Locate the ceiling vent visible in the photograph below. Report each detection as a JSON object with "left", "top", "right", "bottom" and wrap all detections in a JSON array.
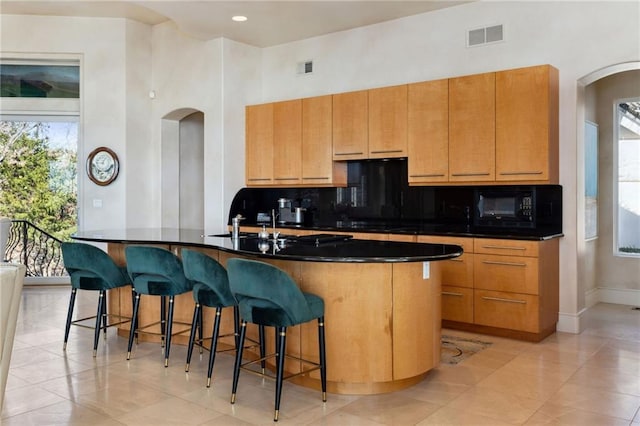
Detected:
[
  {"left": 467, "top": 24, "right": 504, "bottom": 47},
  {"left": 297, "top": 60, "right": 313, "bottom": 75}
]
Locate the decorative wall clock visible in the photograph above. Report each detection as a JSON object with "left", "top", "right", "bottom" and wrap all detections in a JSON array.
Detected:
[{"left": 87, "top": 147, "right": 119, "bottom": 186}]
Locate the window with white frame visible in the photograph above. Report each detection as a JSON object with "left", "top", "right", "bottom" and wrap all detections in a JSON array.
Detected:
[
  {"left": 615, "top": 99, "right": 640, "bottom": 256},
  {"left": 0, "top": 58, "right": 80, "bottom": 240}
]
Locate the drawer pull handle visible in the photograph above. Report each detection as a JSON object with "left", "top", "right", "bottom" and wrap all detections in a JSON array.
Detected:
[
  {"left": 302, "top": 177, "right": 330, "bottom": 180},
  {"left": 499, "top": 171, "right": 543, "bottom": 176},
  {"left": 370, "top": 149, "right": 403, "bottom": 154},
  {"left": 448, "top": 258, "right": 464, "bottom": 262},
  {"left": 482, "top": 260, "right": 527, "bottom": 267},
  {"left": 334, "top": 152, "right": 364, "bottom": 156},
  {"left": 481, "top": 245, "right": 526, "bottom": 251},
  {"left": 410, "top": 173, "right": 446, "bottom": 178},
  {"left": 482, "top": 296, "right": 526, "bottom": 304},
  {"left": 442, "top": 291, "right": 464, "bottom": 297},
  {"left": 274, "top": 178, "right": 300, "bottom": 181},
  {"left": 248, "top": 178, "right": 271, "bottom": 181},
  {"left": 451, "top": 172, "right": 491, "bottom": 177}
]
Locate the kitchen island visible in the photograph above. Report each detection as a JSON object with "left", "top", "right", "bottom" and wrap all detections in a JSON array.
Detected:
[{"left": 72, "top": 228, "right": 462, "bottom": 395}]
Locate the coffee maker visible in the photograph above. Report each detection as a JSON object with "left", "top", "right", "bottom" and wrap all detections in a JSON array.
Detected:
[{"left": 277, "top": 198, "right": 304, "bottom": 224}]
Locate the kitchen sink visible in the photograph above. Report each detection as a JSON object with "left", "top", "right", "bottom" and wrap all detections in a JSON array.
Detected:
[{"left": 208, "top": 232, "right": 253, "bottom": 238}]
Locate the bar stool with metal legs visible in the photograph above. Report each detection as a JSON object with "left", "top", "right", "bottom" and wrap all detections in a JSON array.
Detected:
[
  {"left": 181, "top": 248, "right": 240, "bottom": 386},
  {"left": 61, "top": 242, "right": 133, "bottom": 356},
  {"left": 226, "top": 258, "right": 327, "bottom": 422},
  {"left": 125, "top": 246, "right": 193, "bottom": 367}
]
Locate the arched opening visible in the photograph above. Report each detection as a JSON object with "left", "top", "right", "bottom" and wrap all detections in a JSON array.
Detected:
[
  {"left": 577, "top": 62, "right": 640, "bottom": 313},
  {"left": 161, "top": 108, "right": 205, "bottom": 230}
]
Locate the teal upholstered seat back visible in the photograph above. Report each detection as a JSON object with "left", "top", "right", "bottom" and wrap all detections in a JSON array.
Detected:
[
  {"left": 125, "top": 246, "right": 192, "bottom": 296},
  {"left": 62, "top": 242, "right": 129, "bottom": 290},
  {"left": 181, "top": 249, "right": 235, "bottom": 308},
  {"left": 226, "top": 258, "right": 323, "bottom": 327}
]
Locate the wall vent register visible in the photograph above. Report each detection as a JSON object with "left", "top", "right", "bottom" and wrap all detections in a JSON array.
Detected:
[{"left": 467, "top": 24, "right": 504, "bottom": 47}]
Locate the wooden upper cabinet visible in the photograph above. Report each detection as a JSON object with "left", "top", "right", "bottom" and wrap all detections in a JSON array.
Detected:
[
  {"left": 302, "top": 95, "right": 346, "bottom": 186},
  {"left": 407, "top": 79, "right": 449, "bottom": 184},
  {"left": 332, "top": 90, "right": 368, "bottom": 160},
  {"left": 245, "top": 103, "right": 274, "bottom": 185},
  {"left": 496, "top": 65, "right": 559, "bottom": 183},
  {"left": 273, "top": 99, "right": 302, "bottom": 184},
  {"left": 369, "top": 85, "right": 408, "bottom": 159},
  {"left": 449, "top": 72, "right": 495, "bottom": 182}
]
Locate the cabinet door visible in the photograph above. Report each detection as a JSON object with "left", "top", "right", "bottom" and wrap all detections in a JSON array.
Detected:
[
  {"left": 246, "top": 103, "right": 274, "bottom": 186},
  {"left": 474, "top": 289, "right": 539, "bottom": 333},
  {"left": 332, "top": 90, "right": 368, "bottom": 160},
  {"left": 369, "top": 85, "right": 407, "bottom": 159},
  {"left": 273, "top": 99, "right": 302, "bottom": 185},
  {"left": 407, "top": 79, "right": 449, "bottom": 184},
  {"left": 496, "top": 65, "right": 559, "bottom": 183},
  {"left": 474, "top": 254, "right": 539, "bottom": 295},
  {"left": 473, "top": 238, "right": 538, "bottom": 257},
  {"left": 442, "top": 286, "right": 474, "bottom": 323},
  {"left": 449, "top": 72, "right": 495, "bottom": 182},
  {"left": 302, "top": 95, "right": 346, "bottom": 186}
]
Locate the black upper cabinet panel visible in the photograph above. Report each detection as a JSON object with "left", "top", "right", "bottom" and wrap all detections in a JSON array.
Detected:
[{"left": 228, "top": 159, "right": 562, "bottom": 236}]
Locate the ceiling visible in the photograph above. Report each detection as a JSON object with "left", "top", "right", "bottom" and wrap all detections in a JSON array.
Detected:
[{"left": 0, "top": 1, "right": 471, "bottom": 47}]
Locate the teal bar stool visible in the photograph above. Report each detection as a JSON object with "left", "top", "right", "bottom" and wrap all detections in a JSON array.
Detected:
[
  {"left": 61, "top": 242, "right": 133, "bottom": 356},
  {"left": 125, "top": 246, "right": 193, "bottom": 367},
  {"left": 226, "top": 258, "right": 327, "bottom": 422},
  {"left": 181, "top": 249, "right": 240, "bottom": 386}
]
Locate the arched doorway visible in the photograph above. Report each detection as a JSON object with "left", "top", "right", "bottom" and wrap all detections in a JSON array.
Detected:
[
  {"left": 161, "top": 108, "right": 204, "bottom": 230},
  {"left": 577, "top": 62, "right": 640, "bottom": 311}
]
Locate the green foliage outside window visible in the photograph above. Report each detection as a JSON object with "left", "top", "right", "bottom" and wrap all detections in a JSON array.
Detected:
[{"left": 0, "top": 121, "right": 77, "bottom": 241}]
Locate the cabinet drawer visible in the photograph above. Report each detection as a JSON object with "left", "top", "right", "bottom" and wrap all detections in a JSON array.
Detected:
[
  {"left": 474, "top": 289, "right": 539, "bottom": 333},
  {"left": 474, "top": 254, "right": 538, "bottom": 294},
  {"left": 473, "top": 238, "right": 538, "bottom": 257},
  {"left": 417, "top": 235, "right": 474, "bottom": 254},
  {"left": 441, "top": 253, "right": 473, "bottom": 288},
  {"left": 442, "top": 286, "right": 473, "bottom": 323},
  {"left": 389, "top": 234, "right": 417, "bottom": 242}
]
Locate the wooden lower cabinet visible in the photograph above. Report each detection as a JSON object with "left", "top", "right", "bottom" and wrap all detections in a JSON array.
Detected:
[
  {"left": 474, "top": 253, "right": 538, "bottom": 294},
  {"left": 418, "top": 235, "right": 559, "bottom": 342},
  {"left": 474, "top": 289, "right": 539, "bottom": 333},
  {"left": 441, "top": 285, "right": 473, "bottom": 323},
  {"left": 106, "top": 239, "right": 443, "bottom": 395}
]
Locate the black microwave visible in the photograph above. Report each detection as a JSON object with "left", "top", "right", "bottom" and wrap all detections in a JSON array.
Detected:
[
  {"left": 473, "top": 185, "right": 563, "bottom": 230},
  {"left": 474, "top": 188, "right": 535, "bottom": 228}
]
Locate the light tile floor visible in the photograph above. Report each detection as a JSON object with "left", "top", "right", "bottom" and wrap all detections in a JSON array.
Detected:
[{"left": 2, "top": 286, "right": 640, "bottom": 425}]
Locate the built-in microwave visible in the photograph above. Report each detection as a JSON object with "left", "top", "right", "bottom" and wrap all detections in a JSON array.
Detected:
[
  {"left": 473, "top": 185, "right": 562, "bottom": 232},
  {"left": 474, "top": 188, "right": 535, "bottom": 228}
]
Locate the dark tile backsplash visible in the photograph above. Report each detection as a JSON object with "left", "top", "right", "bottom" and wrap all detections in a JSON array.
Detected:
[{"left": 228, "top": 158, "right": 562, "bottom": 234}]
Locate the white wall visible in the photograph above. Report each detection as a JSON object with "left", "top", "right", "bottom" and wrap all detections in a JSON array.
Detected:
[
  {"left": 254, "top": 1, "right": 640, "bottom": 332},
  {"left": 125, "top": 20, "right": 154, "bottom": 229},
  {"left": 0, "top": 14, "right": 152, "bottom": 232},
  {"left": 149, "top": 24, "right": 261, "bottom": 232}
]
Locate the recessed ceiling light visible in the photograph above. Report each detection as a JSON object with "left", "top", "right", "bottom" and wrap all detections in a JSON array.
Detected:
[{"left": 232, "top": 15, "right": 247, "bottom": 22}]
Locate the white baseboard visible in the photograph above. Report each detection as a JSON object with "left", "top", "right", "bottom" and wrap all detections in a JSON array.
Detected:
[
  {"left": 558, "top": 287, "right": 640, "bottom": 335},
  {"left": 587, "top": 286, "right": 640, "bottom": 308},
  {"left": 24, "top": 277, "right": 70, "bottom": 286},
  {"left": 557, "top": 310, "right": 584, "bottom": 334}
]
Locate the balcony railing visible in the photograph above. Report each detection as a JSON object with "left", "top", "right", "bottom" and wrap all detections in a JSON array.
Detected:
[{"left": 3, "top": 219, "right": 67, "bottom": 278}]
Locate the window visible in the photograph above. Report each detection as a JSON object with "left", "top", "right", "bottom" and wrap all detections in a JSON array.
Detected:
[
  {"left": 0, "top": 59, "right": 80, "bottom": 240},
  {"left": 615, "top": 99, "right": 640, "bottom": 256},
  {"left": 0, "top": 64, "right": 79, "bottom": 98}
]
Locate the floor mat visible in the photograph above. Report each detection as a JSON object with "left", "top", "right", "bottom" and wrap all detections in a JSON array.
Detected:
[{"left": 441, "top": 335, "right": 492, "bottom": 365}]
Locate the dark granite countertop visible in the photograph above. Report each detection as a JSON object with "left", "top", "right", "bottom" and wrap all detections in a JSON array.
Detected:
[
  {"left": 72, "top": 228, "right": 463, "bottom": 263},
  {"left": 246, "top": 222, "right": 563, "bottom": 241}
]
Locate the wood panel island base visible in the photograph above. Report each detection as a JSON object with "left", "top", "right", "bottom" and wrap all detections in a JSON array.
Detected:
[{"left": 78, "top": 231, "right": 461, "bottom": 396}]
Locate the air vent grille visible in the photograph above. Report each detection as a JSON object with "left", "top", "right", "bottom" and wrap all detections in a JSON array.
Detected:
[
  {"left": 297, "top": 60, "right": 313, "bottom": 75},
  {"left": 467, "top": 24, "right": 504, "bottom": 47}
]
